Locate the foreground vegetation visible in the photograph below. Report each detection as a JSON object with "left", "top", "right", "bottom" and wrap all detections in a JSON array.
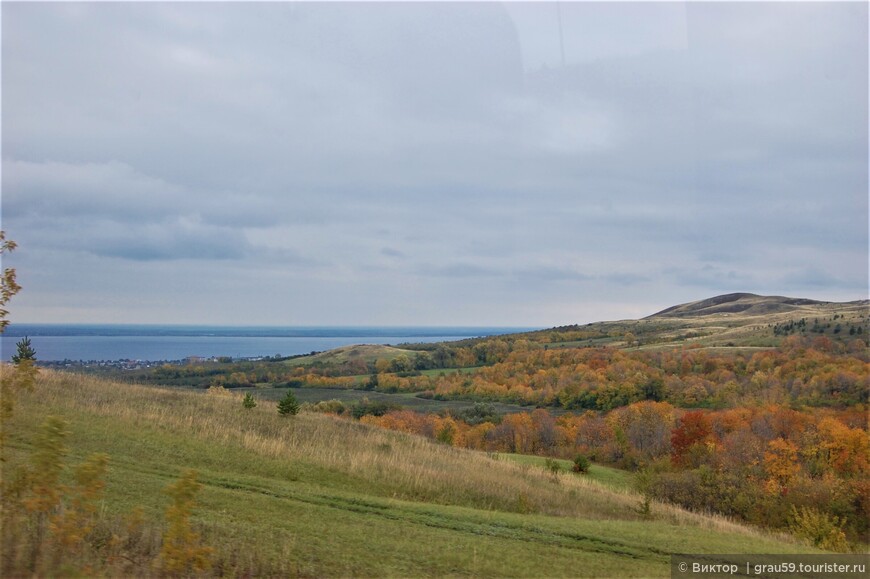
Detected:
[{"left": 0, "top": 368, "right": 821, "bottom": 577}]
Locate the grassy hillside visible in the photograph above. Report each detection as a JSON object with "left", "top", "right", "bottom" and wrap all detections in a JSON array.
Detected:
[
  {"left": 498, "top": 454, "right": 635, "bottom": 491},
  {"left": 237, "top": 385, "right": 531, "bottom": 416},
  {"left": 1, "top": 368, "right": 820, "bottom": 577},
  {"left": 581, "top": 294, "right": 868, "bottom": 350},
  {"left": 284, "top": 344, "right": 418, "bottom": 367}
]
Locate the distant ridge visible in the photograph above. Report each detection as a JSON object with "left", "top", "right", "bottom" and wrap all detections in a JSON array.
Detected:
[{"left": 646, "top": 292, "right": 862, "bottom": 319}]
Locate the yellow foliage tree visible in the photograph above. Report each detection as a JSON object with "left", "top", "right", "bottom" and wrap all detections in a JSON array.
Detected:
[
  {"left": 49, "top": 453, "right": 110, "bottom": 551},
  {"left": 0, "top": 232, "right": 37, "bottom": 460},
  {"left": 816, "top": 417, "right": 870, "bottom": 477},
  {"left": 157, "top": 470, "right": 213, "bottom": 575},
  {"left": 789, "top": 505, "right": 848, "bottom": 552},
  {"left": 0, "top": 231, "right": 20, "bottom": 333},
  {"left": 764, "top": 437, "right": 800, "bottom": 495},
  {"left": 20, "top": 416, "right": 70, "bottom": 571}
]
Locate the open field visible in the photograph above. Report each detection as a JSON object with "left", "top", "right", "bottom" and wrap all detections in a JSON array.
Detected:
[
  {"left": 235, "top": 385, "right": 533, "bottom": 414},
  {"left": 497, "top": 454, "right": 635, "bottom": 491},
  {"left": 1, "top": 368, "right": 821, "bottom": 576},
  {"left": 283, "top": 344, "right": 419, "bottom": 367}
]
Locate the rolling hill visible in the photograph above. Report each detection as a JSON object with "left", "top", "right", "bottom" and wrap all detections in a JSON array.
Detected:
[
  {"left": 526, "top": 293, "right": 869, "bottom": 351},
  {"left": 283, "top": 343, "right": 418, "bottom": 367},
  {"left": 1, "top": 368, "right": 820, "bottom": 576},
  {"left": 647, "top": 292, "right": 861, "bottom": 319}
]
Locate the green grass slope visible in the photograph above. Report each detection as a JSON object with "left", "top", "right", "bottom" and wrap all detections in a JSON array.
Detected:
[
  {"left": 498, "top": 454, "right": 635, "bottom": 491},
  {"left": 284, "top": 344, "right": 418, "bottom": 367},
  {"left": 3, "top": 369, "right": 820, "bottom": 577}
]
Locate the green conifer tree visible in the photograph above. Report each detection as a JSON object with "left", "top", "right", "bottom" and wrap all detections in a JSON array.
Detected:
[
  {"left": 242, "top": 393, "right": 257, "bottom": 409},
  {"left": 277, "top": 390, "right": 299, "bottom": 416},
  {"left": 11, "top": 337, "right": 36, "bottom": 364}
]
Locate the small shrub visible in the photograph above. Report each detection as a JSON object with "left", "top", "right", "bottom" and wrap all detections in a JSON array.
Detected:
[
  {"left": 572, "top": 454, "right": 591, "bottom": 474},
  {"left": 242, "top": 393, "right": 257, "bottom": 409},
  {"left": 206, "top": 385, "right": 232, "bottom": 397},
  {"left": 457, "top": 403, "right": 501, "bottom": 425},
  {"left": 107, "top": 506, "right": 158, "bottom": 571},
  {"left": 1, "top": 343, "right": 38, "bottom": 454},
  {"left": 350, "top": 398, "right": 398, "bottom": 419},
  {"left": 158, "top": 470, "right": 213, "bottom": 575},
  {"left": 20, "top": 416, "right": 70, "bottom": 570},
  {"left": 308, "top": 399, "right": 346, "bottom": 414},
  {"left": 544, "top": 458, "right": 562, "bottom": 475},
  {"left": 277, "top": 390, "right": 299, "bottom": 416},
  {"left": 788, "top": 505, "right": 849, "bottom": 552},
  {"left": 634, "top": 468, "right": 654, "bottom": 518},
  {"left": 515, "top": 492, "right": 532, "bottom": 514},
  {"left": 436, "top": 423, "right": 455, "bottom": 445},
  {"left": 50, "top": 452, "right": 110, "bottom": 551},
  {"left": 24, "top": 416, "right": 70, "bottom": 515}
]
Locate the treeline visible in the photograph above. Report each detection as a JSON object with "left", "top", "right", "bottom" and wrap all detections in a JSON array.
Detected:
[
  {"left": 288, "top": 337, "right": 869, "bottom": 409},
  {"left": 355, "top": 401, "right": 869, "bottom": 548},
  {"left": 773, "top": 316, "right": 866, "bottom": 337}
]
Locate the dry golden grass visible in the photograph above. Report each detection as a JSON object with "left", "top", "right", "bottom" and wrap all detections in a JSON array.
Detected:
[
  {"left": 15, "top": 368, "right": 791, "bottom": 540},
  {"left": 639, "top": 297, "right": 869, "bottom": 349},
  {"left": 18, "top": 369, "right": 622, "bottom": 519}
]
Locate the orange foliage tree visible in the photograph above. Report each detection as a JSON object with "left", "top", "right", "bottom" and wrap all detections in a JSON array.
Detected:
[{"left": 670, "top": 410, "right": 712, "bottom": 467}]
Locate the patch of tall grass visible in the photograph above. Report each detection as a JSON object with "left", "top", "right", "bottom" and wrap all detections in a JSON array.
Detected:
[{"left": 14, "top": 370, "right": 647, "bottom": 519}]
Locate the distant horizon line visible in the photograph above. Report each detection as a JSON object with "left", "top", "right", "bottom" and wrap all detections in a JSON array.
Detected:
[
  {"left": 5, "top": 322, "right": 544, "bottom": 329},
  {"left": 7, "top": 292, "right": 867, "bottom": 331}
]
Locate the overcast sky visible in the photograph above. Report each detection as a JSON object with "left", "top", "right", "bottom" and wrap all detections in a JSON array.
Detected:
[{"left": 2, "top": 1, "right": 867, "bottom": 327}]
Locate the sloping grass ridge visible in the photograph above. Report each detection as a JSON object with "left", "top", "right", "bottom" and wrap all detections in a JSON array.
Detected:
[{"left": 2, "top": 369, "right": 818, "bottom": 576}]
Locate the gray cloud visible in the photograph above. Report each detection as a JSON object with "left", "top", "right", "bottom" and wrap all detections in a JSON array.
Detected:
[
  {"left": 380, "top": 247, "right": 406, "bottom": 259},
  {"left": 2, "top": 2, "right": 866, "bottom": 325},
  {"left": 603, "top": 273, "right": 651, "bottom": 286},
  {"left": 422, "top": 263, "right": 502, "bottom": 279},
  {"left": 85, "top": 218, "right": 251, "bottom": 262},
  {"left": 778, "top": 267, "right": 865, "bottom": 291},
  {"left": 666, "top": 265, "right": 758, "bottom": 292},
  {"left": 4, "top": 160, "right": 189, "bottom": 222}
]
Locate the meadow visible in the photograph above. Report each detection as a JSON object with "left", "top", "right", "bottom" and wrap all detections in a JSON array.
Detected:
[
  {"left": 0, "top": 367, "right": 821, "bottom": 577},
  {"left": 233, "top": 385, "right": 528, "bottom": 416}
]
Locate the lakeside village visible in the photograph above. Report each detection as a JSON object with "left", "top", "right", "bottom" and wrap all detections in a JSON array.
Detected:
[{"left": 38, "top": 354, "right": 294, "bottom": 372}]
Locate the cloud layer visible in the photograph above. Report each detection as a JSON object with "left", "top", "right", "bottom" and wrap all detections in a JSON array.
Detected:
[{"left": 2, "top": 2, "right": 867, "bottom": 325}]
